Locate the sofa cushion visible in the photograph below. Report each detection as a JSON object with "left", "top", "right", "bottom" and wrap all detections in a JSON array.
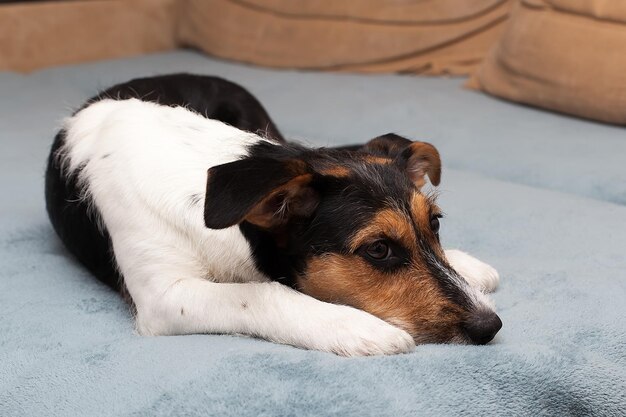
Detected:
[
  {"left": 0, "top": 0, "right": 512, "bottom": 75},
  {"left": 178, "top": 0, "right": 512, "bottom": 75},
  {"left": 0, "top": 0, "right": 177, "bottom": 72},
  {"left": 466, "top": 0, "right": 626, "bottom": 124}
]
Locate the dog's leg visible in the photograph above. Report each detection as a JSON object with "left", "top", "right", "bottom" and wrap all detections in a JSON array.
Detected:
[
  {"left": 444, "top": 249, "right": 500, "bottom": 293},
  {"left": 132, "top": 276, "right": 415, "bottom": 357}
]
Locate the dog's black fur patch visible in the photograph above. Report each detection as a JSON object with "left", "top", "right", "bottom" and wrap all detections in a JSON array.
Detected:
[{"left": 46, "top": 131, "right": 121, "bottom": 287}]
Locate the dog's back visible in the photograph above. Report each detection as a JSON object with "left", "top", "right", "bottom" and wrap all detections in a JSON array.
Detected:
[{"left": 89, "top": 74, "right": 283, "bottom": 142}]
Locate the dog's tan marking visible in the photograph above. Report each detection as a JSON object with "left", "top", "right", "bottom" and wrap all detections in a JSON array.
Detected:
[
  {"left": 319, "top": 165, "right": 351, "bottom": 177},
  {"left": 362, "top": 155, "right": 392, "bottom": 165},
  {"left": 299, "top": 254, "right": 464, "bottom": 342},
  {"left": 410, "top": 193, "right": 432, "bottom": 229},
  {"left": 410, "top": 193, "right": 444, "bottom": 255},
  {"left": 349, "top": 209, "right": 416, "bottom": 252}
]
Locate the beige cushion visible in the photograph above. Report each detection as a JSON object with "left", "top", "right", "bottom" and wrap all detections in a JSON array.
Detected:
[
  {"left": 178, "top": 0, "right": 513, "bottom": 75},
  {"left": 467, "top": 0, "right": 626, "bottom": 124},
  {"left": 0, "top": 0, "right": 177, "bottom": 72},
  {"left": 0, "top": 0, "right": 513, "bottom": 75}
]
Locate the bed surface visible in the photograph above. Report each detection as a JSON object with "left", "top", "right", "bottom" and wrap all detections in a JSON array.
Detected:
[{"left": 1, "top": 51, "right": 625, "bottom": 416}]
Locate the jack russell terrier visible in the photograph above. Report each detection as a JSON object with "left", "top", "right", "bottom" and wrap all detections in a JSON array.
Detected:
[{"left": 46, "top": 74, "right": 501, "bottom": 356}]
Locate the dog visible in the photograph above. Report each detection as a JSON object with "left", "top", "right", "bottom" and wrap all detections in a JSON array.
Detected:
[{"left": 46, "top": 74, "right": 501, "bottom": 356}]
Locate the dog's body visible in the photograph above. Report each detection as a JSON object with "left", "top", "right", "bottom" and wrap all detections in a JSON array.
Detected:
[{"left": 46, "top": 74, "right": 500, "bottom": 356}]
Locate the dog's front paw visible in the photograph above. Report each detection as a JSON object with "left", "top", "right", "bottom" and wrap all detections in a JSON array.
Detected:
[
  {"left": 445, "top": 249, "right": 500, "bottom": 293},
  {"left": 316, "top": 306, "right": 415, "bottom": 357}
]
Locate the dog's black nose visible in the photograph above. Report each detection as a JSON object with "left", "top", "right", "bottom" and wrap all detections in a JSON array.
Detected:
[{"left": 463, "top": 312, "right": 502, "bottom": 345}]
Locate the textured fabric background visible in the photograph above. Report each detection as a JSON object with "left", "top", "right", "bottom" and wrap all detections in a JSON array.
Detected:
[{"left": 1, "top": 51, "right": 625, "bottom": 416}]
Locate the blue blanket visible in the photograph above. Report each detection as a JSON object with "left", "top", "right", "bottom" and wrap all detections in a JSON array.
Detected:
[{"left": 1, "top": 51, "right": 624, "bottom": 416}]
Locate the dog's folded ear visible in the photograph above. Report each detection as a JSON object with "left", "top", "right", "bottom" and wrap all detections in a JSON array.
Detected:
[
  {"left": 204, "top": 155, "right": 319, "bottom": 230},
  {"left": 395, "top": 141, "right": 441, "bottom": 188},
  {"left": 362, "top": 133, "right": 441, "bottom": 188}
]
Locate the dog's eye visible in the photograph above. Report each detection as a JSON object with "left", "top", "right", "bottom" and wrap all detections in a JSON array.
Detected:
[
  {"left": 359, "top": 239, "right": 407, "bottom": 270},
  {"left": 430, "top": 215, "right": 442, "bottom": 234},
  {"left": 365, "top": 240, "right": 392, "bottom": 260}
]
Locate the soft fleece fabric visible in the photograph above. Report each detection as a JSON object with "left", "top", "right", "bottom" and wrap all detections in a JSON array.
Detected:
[{"left": 1, "top": 51, "right": 624, "bottom": 416}]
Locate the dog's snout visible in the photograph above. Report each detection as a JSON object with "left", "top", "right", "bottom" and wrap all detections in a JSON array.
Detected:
[{"left": 463, "top": 311, "right": 502, "bottom": 345}]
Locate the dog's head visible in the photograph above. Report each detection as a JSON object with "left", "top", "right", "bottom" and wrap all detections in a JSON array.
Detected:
[{"left": 204, "top": 134, "right": 501, "bottom": 345}]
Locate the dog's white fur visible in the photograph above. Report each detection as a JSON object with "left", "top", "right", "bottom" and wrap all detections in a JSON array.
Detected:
[
  {"left": 444, "top": 250, "right": 500, "bottom": 293},
  {"left": 60, "top": 99, "right": 499, "bottom": 356}
]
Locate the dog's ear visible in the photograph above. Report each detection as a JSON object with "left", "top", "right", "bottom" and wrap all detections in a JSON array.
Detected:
[
  {"left": 394, "top": 141, "right": 441, "bottom": 188},
  {"left": 361, "top": 133, "right": 414, "bottom": 158},
  {"left": 204, "top": 156, "right": 319, "bottom": 229},
  {"left": 360, "top": 133, "right": 441, "bottom": 188}
]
